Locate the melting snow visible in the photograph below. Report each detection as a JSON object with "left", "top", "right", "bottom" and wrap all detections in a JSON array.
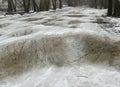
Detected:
[{"left": 0, "top": 7, "right": 120, "bottom": 87}]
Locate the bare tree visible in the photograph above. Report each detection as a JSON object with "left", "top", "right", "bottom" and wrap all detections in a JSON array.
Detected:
[
  {"left": 59, "top": 0, "right": 62, "bottom": 9},
  {"left": 23, "top": 0, "right": 30, "bottom": 12},
  {"left": 32, "top": 0, "right": 39, "bottom": 11},
  {"left": 107, "top": 0, "right": 113, "bottom": 16},
  {"left": 8, "top": 0, "right": 16, "bottom": 12},
  {"left": 52, "top": 0, "right": 63, "bottom": 10},
  {"left": 39, "top": 0, "right": 50, "bottom": 11},
  {"left": 113, "top": 0, "right": 120, "bottom": 17}
]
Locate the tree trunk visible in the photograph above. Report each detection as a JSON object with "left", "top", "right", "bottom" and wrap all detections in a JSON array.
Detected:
[
  {"left": 8, "top": 0, "right": 16, "bottom": 12},
  {"left": 32, "top": 0, "right": 39, "bottom": 12},
  {"left": 107, "top": 0, "right": 113, "bottom": 16},
  {"left": 52, "top": 0, "right": 57, "bottom": 10},
  {"left": 113, "top": 0, "right": 120, "bottom": 17},
  {"left": 59, "top": 0, "right": 62, "bottom": 9}
]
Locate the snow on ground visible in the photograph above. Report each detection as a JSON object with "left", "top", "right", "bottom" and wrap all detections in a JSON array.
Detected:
[{"left": 0, "top": 7, "right": 120, "bottom": 87}]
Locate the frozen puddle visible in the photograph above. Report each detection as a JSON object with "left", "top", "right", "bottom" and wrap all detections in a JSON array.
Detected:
[{"left": 0, "top": 7, "right": 120, "bottom": 87}]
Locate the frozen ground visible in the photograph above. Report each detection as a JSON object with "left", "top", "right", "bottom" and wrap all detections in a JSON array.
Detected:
[{"left": 0, "top": 7, "right": 120, "bottom": 87}]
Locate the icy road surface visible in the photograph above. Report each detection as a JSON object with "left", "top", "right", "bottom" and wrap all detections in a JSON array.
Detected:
[{"left": 0, "top": 7, "right": 120, "bottom": 87}]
